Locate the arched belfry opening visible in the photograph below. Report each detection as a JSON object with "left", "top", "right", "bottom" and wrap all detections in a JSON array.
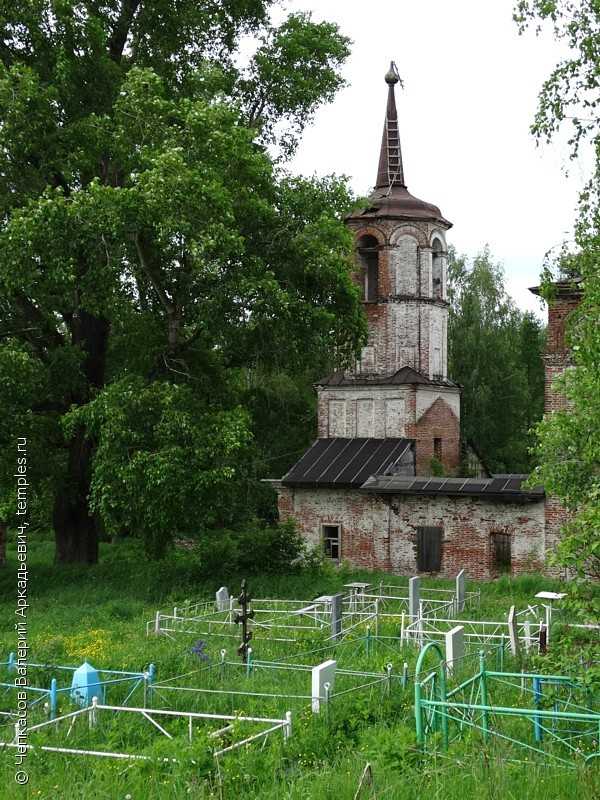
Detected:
[
  {"left": 357, "top": 235, "right": 379, "bottom": 302},
  {"left": 432, "top": 238, "right": 444, "bottom": 300}
]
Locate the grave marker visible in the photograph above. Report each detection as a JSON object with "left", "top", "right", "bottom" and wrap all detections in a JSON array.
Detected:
[
  {"left": 409, "top": 576, "right": 420, "bottom": 621},
  {"left": 330, "top": 593, "right": 343, "bottom": 640},
  {"left": 234, "top": 580, "right": 254, "bottom": 663},
  {"left": 445, "top": 625, "right": 464, "bottom": 673},
  {"left": 215, "top": 586, "right": 229, "bottom": 612},
  {"left": 311, "top": 659, "right": 336, "bottom": 713}
]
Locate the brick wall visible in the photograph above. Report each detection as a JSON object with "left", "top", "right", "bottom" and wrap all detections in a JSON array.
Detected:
[
  {"left": 544, "top": 496, "right": 571, "bottom": 574},
  {"left": 278, "top": 486, "right": 546, "bottom": 579},
  {"left": 317, "top": 387, "right": 461, "bottom": 467},
  {"left": 540, "top": 288, "right": 582, "bottom": 571},
  {"left": 546, "top": 296, "right": 579, "bottom": 357},
  {"left": 317, "top": 386, "right": 414, "bottom": 438},
  {"left": 408, "top": 397, "right": 460, "bottom": 475},
  {"left": 544, "top": 295, "right": 580, "bottom": 414},
  {"left": 347, "top": 219, "right": 450, "bottom": 381}
]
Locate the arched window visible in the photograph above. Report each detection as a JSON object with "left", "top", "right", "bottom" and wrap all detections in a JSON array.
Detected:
[
  {"left": 357, "top": 235, "right": 379, "bottom": 302},
  {"left": 432, "top": 239, "right": 444, "bottom": 300}
]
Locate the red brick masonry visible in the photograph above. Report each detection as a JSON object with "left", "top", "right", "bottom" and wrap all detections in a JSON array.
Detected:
[{"left": 278, "top": 486, "right": 545, "bottom": 579}]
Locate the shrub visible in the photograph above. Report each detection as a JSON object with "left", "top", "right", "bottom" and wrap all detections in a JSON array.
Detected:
[
  {"left": 193, "top": 519, "right": 316, "bottom": 577},
  {"left": 429, "top": 457, "right": 445, "bottom": 477}
]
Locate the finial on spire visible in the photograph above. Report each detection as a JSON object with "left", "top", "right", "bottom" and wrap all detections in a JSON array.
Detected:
[
  {"left": 375, "top": 61, "right": 405, "bottom": 190},
  {"left": 384, "top": 61, "right": 402, "bottom": 86}
]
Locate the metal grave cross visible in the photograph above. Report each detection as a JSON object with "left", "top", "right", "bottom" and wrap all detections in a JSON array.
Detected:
[{"left": 234, "top": 579, "right": 254, "bottom": 662}]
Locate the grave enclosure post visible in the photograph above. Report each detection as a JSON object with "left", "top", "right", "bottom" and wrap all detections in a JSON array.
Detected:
[
  {"left": 533, "top": 677, "right": 543, "bottom": 741},
  {"left": 49, "top": 677, "right": 57, "bottom": 720},
  {"left": 402, "top": 662, "right": 409, "bottom": 688},
  {"left": 479, "top": 650, "right": 489, "bottom": 740},
  {"left": 148, "top": 663, "right": 156, "bottom": 702},
  {"left": 507, "top": 605, "right": 520, "bottom": 658},
  {"left": 523, "top": 620, "right": 532, "bottom": 653},
  {"left": 409, "top": 576, "right": 420, "bottom": 622},
  {"left": 455, "top": 569, "right": 465, "bottom": 613},
  {"left": 330, "top": 593, "right": 343, "bottom": 640}
]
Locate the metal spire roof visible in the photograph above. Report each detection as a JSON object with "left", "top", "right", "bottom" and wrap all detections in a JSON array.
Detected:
[
  {"left": 347, "top": 62, "right": 452, "bottom": 228},
  {"left": 376, "top": 62, "right": 405, "bottom": 190}
]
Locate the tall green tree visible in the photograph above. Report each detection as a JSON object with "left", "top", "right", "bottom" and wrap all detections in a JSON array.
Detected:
[
  {"left": 0, "top": 2, "right": 366, "bottom": 561},
  {"left": 516, "top": 1, "right": 600, "bottom": 614},
  {"left": 448, "top": 247, "right": 545, "bottom": 473}
]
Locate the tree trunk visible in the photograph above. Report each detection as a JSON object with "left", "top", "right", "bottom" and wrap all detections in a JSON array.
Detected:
[
  {"left": 53, "top": 309, "right": 109, "bottom": 564},
  {"left": 0, "top": 520, "right": 6, "bottom": 566},
  {"left": 53, "top": 425, "right": 99, "bottom": 564}
]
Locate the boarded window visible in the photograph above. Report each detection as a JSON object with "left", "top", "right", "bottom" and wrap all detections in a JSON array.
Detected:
[
  {"left": 416, "top": 526, "right": 442, "bottom": 572},
  {"left": 491, "top": 532, "right": 511, "bottom": 573},
  {"left": 328, "top": 400, "right": 346, "bottom": 437},
  {"left": 385, "top": 398, "right": 405, "bottom": 437},
  {"left": 356, "top": 399, "right": 374, "bottom": 437},
  {"left": 395, "top": 235, "right": 418, "bottom": 295},
  {"left": 322, "top": 525, "right": 340, "bottom": 562}
]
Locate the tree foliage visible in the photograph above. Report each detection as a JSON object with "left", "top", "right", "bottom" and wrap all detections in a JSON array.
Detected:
[
  {"left": 514, "top": 0, "right": 600, "bottom": 156},
  {"left": 0, "top": 1, "right": 365, "bottom": 561},
  {"left": 448, "top": 247, "right": 545, "bottom": 474},
  {"left": 516, "top": 1, "right": 600, "bottom": 613}
]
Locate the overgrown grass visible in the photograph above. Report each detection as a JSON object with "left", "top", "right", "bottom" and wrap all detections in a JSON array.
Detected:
[{"left": 0, "top": 537, "right": 597, "bottom": 799}]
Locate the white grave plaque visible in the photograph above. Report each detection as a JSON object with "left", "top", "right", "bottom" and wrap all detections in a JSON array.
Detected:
[
  {"left": 445, "top": 625, "right": 465, "bottom": 673},
  {"left": 311, "top": 659, "right": 336, "bottom": 713},
  {"left": 215, "top": 586, "right": 230, "bottom": 612}
]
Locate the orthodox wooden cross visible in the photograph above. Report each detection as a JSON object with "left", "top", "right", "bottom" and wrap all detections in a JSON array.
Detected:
[{"left": 234, "top": 579, "right": 254, "bottom": 662}]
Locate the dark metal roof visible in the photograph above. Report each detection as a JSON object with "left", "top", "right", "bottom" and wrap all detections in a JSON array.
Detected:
[
  {"left": 316, "top": 366, "right": 459, "bottom": 389},
  {"left": 352, "top": 186, "right": 451, "bottom": 227},
  {"left": 360, "top": 474, "right": 544, "bottom": 503},
  {"left": 282, "top": 438, "right": 415, "bottom": 488},
  {"left": 529, "top": 278, "right": 583, "bottom": 299}
]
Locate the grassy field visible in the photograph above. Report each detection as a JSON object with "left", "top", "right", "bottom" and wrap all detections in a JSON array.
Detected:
[{"left": 0, "top": 536, "right": 598, "bottom": 799}]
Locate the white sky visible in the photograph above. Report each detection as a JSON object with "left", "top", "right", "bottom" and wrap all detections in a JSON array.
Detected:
[{"left": 277, "top": 0, "right": 590, "bottom": 316}]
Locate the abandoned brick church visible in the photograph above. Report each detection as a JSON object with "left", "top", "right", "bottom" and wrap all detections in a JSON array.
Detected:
[{"left": 271, "top": 65, "right": 580, "bottom": 580}]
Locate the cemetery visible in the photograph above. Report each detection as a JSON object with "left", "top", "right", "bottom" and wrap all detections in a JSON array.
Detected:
[
  {"left": 1, "top": 571, "right": 598, "bottom": 786},
  {"left": 2, "top": 1, "right": 600, "bottom": 798}
]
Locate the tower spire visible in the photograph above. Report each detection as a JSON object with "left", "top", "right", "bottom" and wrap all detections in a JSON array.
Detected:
[{"left": 376, "top": 62, "right": 405, "bottom": 190}]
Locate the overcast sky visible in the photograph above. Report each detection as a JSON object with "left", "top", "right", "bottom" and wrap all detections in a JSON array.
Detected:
[{"left": 277, "top": 0, "right": 589, "bottom": 316}]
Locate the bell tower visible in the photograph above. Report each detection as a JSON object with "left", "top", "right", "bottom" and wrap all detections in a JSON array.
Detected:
[
  {"left": 316, "top": 64, "right": 462, "bottom": 476},
  {"left": 348, "top": 63, "right": 452, "bottom": 379}
]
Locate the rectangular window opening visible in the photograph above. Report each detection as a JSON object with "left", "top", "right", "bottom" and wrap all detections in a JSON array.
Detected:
[
  {"left": 491, "top": 532, "right": 512, "bottom": 574},
  {"left": 433, "top": 437, "right": 442, "bottom": 461},
  {"left": 416, "top": 526, "right": 442, "bottom": 572},
  {"left": 322, "top": 524, "right": 341, "bottom": 562}
]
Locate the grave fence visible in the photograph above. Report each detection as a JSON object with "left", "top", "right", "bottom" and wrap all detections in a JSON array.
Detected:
[
  {"left": 0, "top": 696, "right": 292, "bottom": 762},
  {"left": 414, "top": 642, "right": 600, "bottom": 766}
]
